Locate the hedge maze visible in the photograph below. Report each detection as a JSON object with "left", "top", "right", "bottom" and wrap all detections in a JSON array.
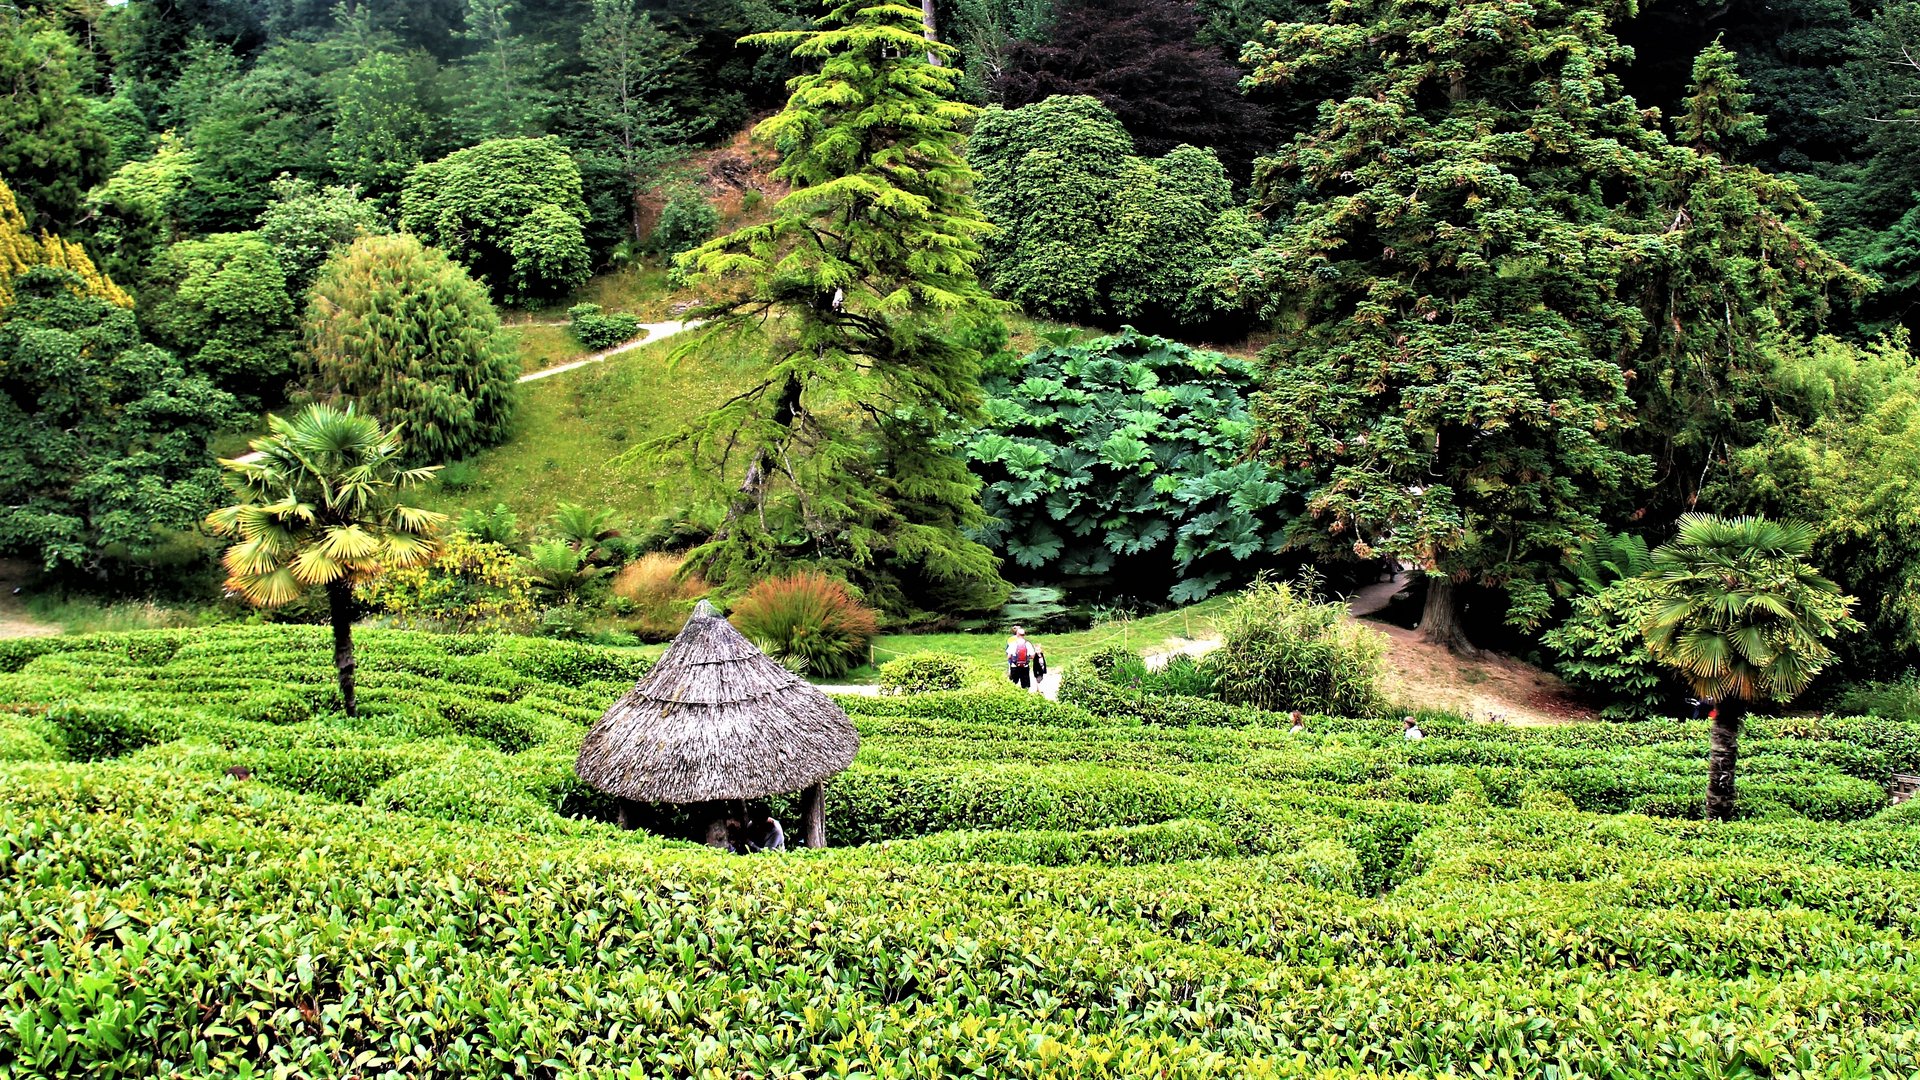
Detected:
[{"left": 3, "top": 627, "right": 1918, "bottom": 1076}]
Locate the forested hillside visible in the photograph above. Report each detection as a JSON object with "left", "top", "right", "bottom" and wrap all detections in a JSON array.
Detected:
[{"left": 1, "top": 0, "right": 1918, "bottom": 700}]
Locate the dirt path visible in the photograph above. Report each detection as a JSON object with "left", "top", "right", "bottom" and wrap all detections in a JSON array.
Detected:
[
  {"left": 1372, "top": 624, "right": 1593, "bottom": 725},
  {"left": 0, "top": 561, "right": 58, "bottom": 639}
]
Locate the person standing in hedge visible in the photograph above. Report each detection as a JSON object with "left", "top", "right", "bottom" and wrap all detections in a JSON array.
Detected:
[
  {"left": 1007, "top": 626, "right": 1038, "bottom": 691},
  {"left": 1289, "top": 711, "right": 1306, "bottom": 733},
  {"left": 1403, "top": 716, "right": 1425, "bottom": 741}
]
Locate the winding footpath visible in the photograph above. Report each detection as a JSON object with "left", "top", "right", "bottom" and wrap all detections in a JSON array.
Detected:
[{"left": 516, "top": 320, "right": 701, "bottom": 383}]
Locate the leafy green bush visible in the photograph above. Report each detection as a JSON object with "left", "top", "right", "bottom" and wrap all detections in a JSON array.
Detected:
[
  {"left": 567, "top": 301, "right": 643, "bottom": 349},
  {"left": 1204, "top": 578, "right": 1388, "bottom": 715},
  {"left": 730, "top": 573, "right": 878, "bottom": 678},
  {"left": 648, "top": 187, "right": 718, "bottom": 256},
  {"left": 399, "top": 136, "right": 591, "bottom": 302},
  {"left": 1543, "top": 575, "right": 1680, "bottom": 720},
  {"left": 0, "top": 713, "right": 61, "bottom": 761},
  {"left": 43, "top": 702, "right": 168, "bottom": 761},
  {"left": 967, "top": 330, "right": 1294, "bottom": 600},
  {"left": 878, "top": 653, "right": 975, "bottom": 694}
]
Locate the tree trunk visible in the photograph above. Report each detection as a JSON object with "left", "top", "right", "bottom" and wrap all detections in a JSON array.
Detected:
[
  {"left": 326, "top": 579, "right": 358, "bottom": 717},
  {"left": 1705, "top": 700, "right": 1742, "bottom": 822},
  {"left": 616, "top": 797, "right": 640, "bottom": 830},
  {"left": 1417, "top": 577, "right": 1476, "bottom": 654},
  {"left": 800, "top": 782, "right": 826, "bottom": 848},
  {"left": 922, "top": 0, "right": 941, "bottom": 65}
]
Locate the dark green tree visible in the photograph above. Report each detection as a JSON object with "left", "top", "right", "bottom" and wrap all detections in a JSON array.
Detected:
[
  {"left": 255, "top": 175, "right": 387, "bottom": 290},
  {"left": 1232, "top": 0, "right": 1661, "bottom": 649},
  {"left": 175, "top": 49, "right": 333, "bottom": 231},
  {"left": 0, "top": 11, "right": 109, "bottom": 230},
  {"left": 453, "top": 0, "right": 552, "bottom": 140},
  {"left": 303, "top": 234, "right": 519, "bottom": 463},
  {"left": 568, "top": 0, "right": 704, "bottom": 247},
  {"left": 655, "top": 0, "right": 1008, "bottom": 617},
  {"left": 970, "top": 95, "right": 1253, "bottom": 329},
  {"left": 1629, "top": 39, "right": 1866, "bottom": 517},
  {"left": 141, "top": 232, "right": 299, "bottom": 408},
  {"left": 330, "top": 50, "right": 439, "bottom": 197},
  {"left": 0, "top": 266, "right": 235, "bottom": 572},
  {"left": 400, "top": 136, "right": 591, "bottom": 302}
]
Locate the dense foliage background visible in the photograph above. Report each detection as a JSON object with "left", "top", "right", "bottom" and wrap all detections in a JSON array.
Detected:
[{"left": 4, "top": 0, "right": 1920, "bottom": 711}]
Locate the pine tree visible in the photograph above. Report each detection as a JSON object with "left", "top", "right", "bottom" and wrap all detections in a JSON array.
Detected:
[
  {"left": 0, "top": 11, "right": 109, "bottom": 231},
  {"left": 571, "top": 0, "right": 705, "bottom": 244},
  {"left": 652, "top": 0, "right": 1008, "bottom": 617},
  {"left": 303, "top": 235, "right": 519, "bottom": 464},
  {"left": 1629, "top": 39, "right": 1868, "bottom": 516},
  {"left": 455, "top": 0, "right": 552, "bottom": 140}
]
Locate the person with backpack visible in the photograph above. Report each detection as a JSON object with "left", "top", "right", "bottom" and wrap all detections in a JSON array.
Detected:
[{"left": 1007, "top": 626, "right": 1038, "bottom": 691}]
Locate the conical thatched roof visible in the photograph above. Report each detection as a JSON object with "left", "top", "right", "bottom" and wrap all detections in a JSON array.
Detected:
[{"left": 575, "top": 600, "right": 859, "bottom": 803}]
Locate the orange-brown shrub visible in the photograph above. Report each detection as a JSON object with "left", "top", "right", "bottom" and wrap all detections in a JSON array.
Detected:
[
  {"left": 611, "top": 554, "right": 708, "bottom": 642},
  {"left": 729, "top": 572, "right": 878, "bottom": 678}
]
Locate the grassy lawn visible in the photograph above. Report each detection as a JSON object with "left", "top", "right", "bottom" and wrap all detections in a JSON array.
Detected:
[
  {"left": 509, "top": 324, "right": 581, "bottom": 374},
  {"left": 419, "top": 330, "right": 754, "bottom": 526},
  {"left": 832, "top": 596, "right": 1234, "bottom": 683}
]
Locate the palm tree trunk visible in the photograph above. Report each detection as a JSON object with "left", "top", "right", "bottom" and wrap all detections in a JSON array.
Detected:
[
  {"left": 1418, "top": 577, "right": 1476, "bottom": 654},
  {"left": 1705, "top": 700, "right": 1742, "bottom": 821},
  {"left": 326, "top": 579, "right": 358, "bottom": 717}
]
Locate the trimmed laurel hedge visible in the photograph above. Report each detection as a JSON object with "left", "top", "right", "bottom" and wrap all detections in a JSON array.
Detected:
[{"left": 4, "top": 627, "right": 1920, "bottom": 1077}]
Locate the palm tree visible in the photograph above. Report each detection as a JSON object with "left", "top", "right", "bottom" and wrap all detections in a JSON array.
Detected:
[
  {"left": 1643, "top": 514, "right": 1857, "bottom": 821},
  {"left": 207, "top": 403, "right": 446, "bottom": 716}
]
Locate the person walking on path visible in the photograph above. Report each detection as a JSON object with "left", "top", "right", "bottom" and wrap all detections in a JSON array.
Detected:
[{"left": 1007, "top": 626, "right": 1038, "bottom": 691}]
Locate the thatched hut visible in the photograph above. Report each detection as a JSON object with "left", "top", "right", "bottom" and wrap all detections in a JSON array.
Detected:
[{"left": 575, "top": 600, "right": 859, "bottom": 847}]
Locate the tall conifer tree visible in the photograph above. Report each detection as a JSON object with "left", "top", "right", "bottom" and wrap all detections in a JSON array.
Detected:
[
  {"left": 1232, "top": 0, "right": 1664, "bottom": 650},
  {"left": 652, "top": 0, "right": 1008, "bottom": 616}
]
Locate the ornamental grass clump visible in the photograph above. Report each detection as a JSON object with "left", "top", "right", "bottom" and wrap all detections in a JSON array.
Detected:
[
  {"left": 1205, "top": 577, "right": 1387, "bottom": 716},
  {"left": 730, "top": 572, "right": 878, "bottom": 678},
  {"left": 611, "top": 553, "right": 709, "bottom": 642}
]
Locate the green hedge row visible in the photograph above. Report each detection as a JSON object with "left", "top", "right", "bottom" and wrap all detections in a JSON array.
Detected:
[{"left": 5, "top": 764, "right": 1918, "bottom": 1078}]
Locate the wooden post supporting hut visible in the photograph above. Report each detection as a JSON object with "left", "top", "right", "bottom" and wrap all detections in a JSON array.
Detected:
[{"left": 574, "top": 600, "right": 859, "bottom": 848}]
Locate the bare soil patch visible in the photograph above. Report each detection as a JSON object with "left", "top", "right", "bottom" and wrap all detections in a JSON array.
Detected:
[{"left": 1370, "top": 621, "right": 1595, "bottom": 726}]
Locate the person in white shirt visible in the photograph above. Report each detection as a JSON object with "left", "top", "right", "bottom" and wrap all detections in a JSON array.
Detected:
[
  {"left": 1006, "top": 626, "right": 1037, "bottom": 691},
  {"left": 1402, "top": 715, "right": 1425, "bottom": 741},
  {"left": 1288, "top": 710, "right": 1306, "bottom": 734}
]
